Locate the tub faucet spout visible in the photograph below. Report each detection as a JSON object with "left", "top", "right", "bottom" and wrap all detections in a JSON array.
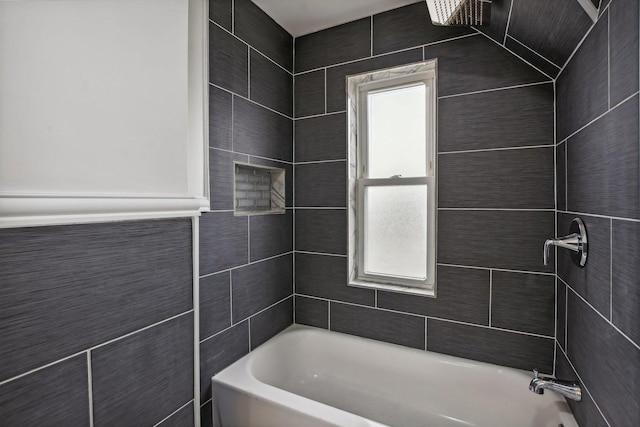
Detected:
[{"left": 529, "top": 370, "right": 582, "bottom": 401}]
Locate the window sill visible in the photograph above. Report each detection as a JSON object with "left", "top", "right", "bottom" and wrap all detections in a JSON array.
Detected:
[{"left": 348, "top": 279, "right": 435, "bottom": 297}]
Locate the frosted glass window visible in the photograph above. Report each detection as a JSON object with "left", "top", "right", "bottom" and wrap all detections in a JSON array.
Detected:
[
  {"left": 367, "top": 85, "right": 426, "bottom": 178},
  {"left": 364, "top": 185, "right": 427, "bottom": 280}
]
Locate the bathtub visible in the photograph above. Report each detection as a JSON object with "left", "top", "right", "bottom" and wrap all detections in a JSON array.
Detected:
[{"left": 212, "top": 325, "right": 577, "bottom": 427}]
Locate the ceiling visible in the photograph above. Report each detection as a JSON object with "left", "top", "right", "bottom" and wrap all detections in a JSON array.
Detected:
[{"left": 252, "top": 0, "right": 418, "bottom": 37}]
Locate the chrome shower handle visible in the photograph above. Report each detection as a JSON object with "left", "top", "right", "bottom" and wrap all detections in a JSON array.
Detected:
[
  {"left": 544, "top": 234, "right": 579, "bottom": 265},
  {"left": 543, "top": 218, "right": 588, "bottom": 267}
]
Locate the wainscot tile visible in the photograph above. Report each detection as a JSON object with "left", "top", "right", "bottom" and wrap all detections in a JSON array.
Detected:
[
  {"left": 250, "top": 49, "right": 293, "bottom": 117},
  {"left": 612, "top": 220, "right": 640, "bottom": 346},
  {"left": 200, "top": 321, "right": 249, "bottom": 401},
  {"left": 295, "top": 253, "right": 375, "bottom": 306},
  {"left": 0, "top": 355, "right": 89, "bottom": 426},
  {"left": 427, "top": 319, "right": 554, "bottom": 373},
  {"left": 92, "top": 313, "right": 194, "bottom": 427},
  {"left": 438, "top": 83, "right": 554, "bottom": 152},
  {"left": 330, "top": 303, "right": 425, "bottom": 349},
  {"left": 0, "top": 219, "right": 192, "bottom": 382},
  {"left": 250, "top": 297, "right": 293, "bottom": 349},
  {"left": 295, "top": 161, "right": 346, "bottom": 207},
  {"left": 295, "top": 113, "right": 347, "bottom": 162},
  {"left": 294, "top": 70, "right": 325, "bottom": 118},
  {"left": 377, "top": 265, "right": 489, "bottom": 325},
  {"left": 231, "top": 254, "right": 293, "bottom": 321},
  {"left": 200, "top": 271, "right": 231, "bottom": 340},
  {"left": 209, "top": 23, "right": 248, "bottom": 97},
  {"left": 295, "top": 295, "right": 329, "bottom": 329},
  {"left": 295, "top": 209, "right": 347, "bottom": 255},
  {"left": 199, "top": 211, "right": 248, "bottom": 275}
]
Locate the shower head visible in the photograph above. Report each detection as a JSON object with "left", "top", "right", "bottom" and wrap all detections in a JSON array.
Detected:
[{"left": 425, "top": 0, "right": 491, "bottom": 26}]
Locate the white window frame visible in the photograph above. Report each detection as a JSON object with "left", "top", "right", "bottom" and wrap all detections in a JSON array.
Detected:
[{"left": 347, "top": 61, "right": 437, "bottom": 295}]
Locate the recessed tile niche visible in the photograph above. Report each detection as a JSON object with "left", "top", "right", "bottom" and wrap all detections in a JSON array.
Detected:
[{"left": 234, "top": 163, "right": 285, "bottom": 215}]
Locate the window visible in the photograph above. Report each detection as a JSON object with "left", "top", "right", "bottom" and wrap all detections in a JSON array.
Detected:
[{"left": 347, "top": 61, "right": 437, "bottom": 294}]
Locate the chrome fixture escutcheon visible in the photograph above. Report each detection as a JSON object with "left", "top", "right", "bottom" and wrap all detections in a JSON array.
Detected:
[{"left": 543, "top": 218, "right": 588, "bottom": 267}]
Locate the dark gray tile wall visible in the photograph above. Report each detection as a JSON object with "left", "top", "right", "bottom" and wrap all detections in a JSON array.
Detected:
[
  {"left": 0, "top": 218, "right": 195, "bottom": 425},
  {"left": 201, "top": 2, "right": 294, "bottom": 422},
  {"left": 294, "top": 2, "right": 555, "bottom": 375},
  {"left": 556, "top": 2, "right": 640, "bottom": 424}
]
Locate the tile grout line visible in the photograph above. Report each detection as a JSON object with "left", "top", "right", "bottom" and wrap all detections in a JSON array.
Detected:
[
  {"left": 505, "top": 34, "right": 562, "bottom": 70},
  {"left": 191, "top": 216, "right": 201, "bottom": 427},
  {"left": 438, "top": 143, "right": 555, "bottom": 155},
  {"left": 87, "top": 351, "right": 94, "bottom": 427},
  {"left": 609, "top": 218, "right": 613, "bottom": 322},
  {"left": 503, "top": 0, "right": 515, "bottom": 46},
  {"left": 295, "top": 109, "right": 346, "bottom": 121},
  {"left": 210, "top": 145, "right": 293, "bottom": 165},
  {"left": 200, "top": 251, "right": 294, "bottom": 280},
  {"left": 152, "top": 400, "right": 195, "bottom": 427},
  {"left": 607, "top": 8, "right": 611, "bottom": 109},
  {"left": 209, "top": 82, "right": 295, "bottom": 120},
  {"left": 488, "top": 270, "right": 493, "bottom": 327},
  {"left": 437, "top": 80, "right": 552, "bottom": 99},
  {"left": 437, "top": 262, "right": 555, "bottom": 276},
  {"left": 559, "top": 209, "right": 640, "bottom": 223},
  {"left": 229, "top": 271, "right": 234, "bottom": 325}
]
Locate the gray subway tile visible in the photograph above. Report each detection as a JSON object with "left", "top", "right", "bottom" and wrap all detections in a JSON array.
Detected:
[
  {"left": 209, "top": 23, "right": 248, "bottom": 97},
  {"left": 0, "top": 219, "right": 192, "bottom": 382},
  {"left": 200, "top": 271, "right": 231, "bottom": 340},
  {"left": 556, "top": 12, "right": 608, "bottom": 140},
  {"left": 200, "top": 321, "right": 249, "bottom": 401},
  {"left": 295, "top": 18, "right": 371, "bottom": 73},
  {"left": 92, "top": 313, "right": 194, "bottom": 427},
  {"left": 295, "top": 253, "right": 375, "bottom": 306},
  {"left": 378, "top": 265, "right": 490, "bottom": 325},
  {"left": 295, "top": 70, "right": 325, "bottom": 118},
  {"left": 249, "top": 210, "right": 293, "bottom": 261},
  {"left": 438, "top": 147, "right": 554, "bottom": 209},
  {"left": 612, "top": 220, "right": 640, "bottom": 346},
  {"left": 295, "top": 296, "right": 329, "bottom": 329},
  {"left": 199, "top": 211, "right": 248, "bottom": 275},
  {"left": 491, "top": 271, "right": 555, "bottom": 336},
  {"left": 438, "top": 210, "right": 555, "bottom": 273},
  {"left": 0, "top": 355, "right": 89, "bottom": 426},
  {"left": 210, "top": 0, "right": 232, "bottom": 31},
  {"left": 556, "top": 142, "right": 567, "bottom": 211},
  {"left": 231, "top": 254, "right": 293, "bottom": 321},
  {"left": 209, "top": 85, "right": 232, "bottom": 150},
  {"left": 566, "top": 95, "right": 640, "bottom": 219},
  {"left": 557, "top": 214, "right": 611, "bottom": 318},
  {"left": 330, "top": 303, "right": 425, "bottom": 349},
  {"left": 372, "top": 2, "right": 472, "bottom": 55},
  {"left": 438, "top": 83, "right": 554, "bottom": 152},
  {"left": 250, "top": 49, "right": 293, "bottom": 117},
  {"left": 609, "top": 0, "right": 639, "bottom": 107},
  {"left": 250, "top": 297, "right": 293, "bottom": 349},
  {"left": 427, "top": 319, "right": 554, "bottom": 373},
  {"left": 234, "top": 0, "right": 293, "bottom": 71},
  {"left": 295, "top": 113, "right": 346, "bottom": 162},
  {"left": 209, "top": 148, "right": 248, "bottom": 211},
  {"left": 423, "top": 35, "right": 548, "bottom": 97},
  {"left": 233, "top": 97, "right": 293, "bottom": 162},
  {"left": 566, "top": 290, "right": 640, "bottom": 427},
  {"left": 295, "top": 161, "right": 346, "bottom": 207},
  {"left": 295, "top": 209, "right": 347, "bottom": 255}
]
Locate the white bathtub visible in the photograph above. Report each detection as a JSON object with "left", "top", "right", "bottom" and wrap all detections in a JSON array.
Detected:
[{"left": 212, "top": 325, "right": 577, "bottom": 427}]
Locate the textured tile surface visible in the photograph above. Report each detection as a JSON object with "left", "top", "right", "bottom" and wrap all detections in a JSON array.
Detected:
[
  {"left": 294, "top": 70, "right": 325, "bottom": 118},
  {"left": 250, "top": 297, "right": 293, "bottom": 349},
  {"left": 209, "top": 148, "right": 248, "bottom": 210},
  {"left": 423, "top": 35, "right": 548, "bottom": 97},
  {"left": 438, "top": 83, "right": 554, "bottom": 152},
  {"left": 566, "top": 95, "right": 640, "bottom": 219},
  {"left": 0, "top": 355, "right": 89, "bottom": 426},
  {"left": 378, "top": 265, "right": 489, "bottom": 325},
  {"left": 209, "top": 85, "right": 232, "bottom": 150},
  {"left": 372, "top": 2, "right": 472, "bottom": 55},
  {"left": 556, "top": 12, "right": 608, "bottom": 141},
  {"left": 233, "top": 97, "right": 293, "bottom": 162},
  {"left": 556, "top": 142, "right": 567, "bottom": 212},
  {"left": 157, "top": 402, "right": 194, "bottom": 427},
  {"left": 92, "top": 313, "right": 194, "bottom": 427},
  {"left": 0, "top": 219, "right": 192, "bottom": 382},
  {"left": 201, "top": 400, "right": 213, "bottom": 427},
  {"left": 476, "top": 0, "right": 512, "bottom": 44},
  {"left": 491, "top": 271, "right": 555, "bottom": 336},
  {"left": 438, "top": 147, "right": 554, "bottom": 209},
  {"left": 567, "top": 291, "right": 640, "bottom": 427},
  {"left": 295, "top": 162, "right": 346, "bottom": 207},
  {"left": 231, "top": 254, "right": 293, "bottom": 321},
  {"left": 234, "top": 0, "right": 293, "bottom": 71},
  {"left": 504, "top": 36, "right": 560, "bottom": 78},
  {"left": 209, "top": 24, "right": 248, "bottom": 97},
  {"left": 295, "top": 113, "right": 347, "bottom": 161},
  {"left": 612, "top": 220, "right": 640, "bottom": 346},
  {"left": 295, "top": 209, "right": 347, "bottom": 255},
  {"left": 295, "top": 253, "right": 375, "bottom": 305},
  {"left": 507, "top": 0, "right": 592, "bottom": 66},
  {"left": 199, "top": 212, "right": 248, "bottom": 275},
  {"left": 557, "top": 214, "right": 611, "bottom": 318},
  {"left": 326, "top": 48, "right": 423, "bottom": 112},
  {"left": 295, "top": 18, "right": 371, "bottom": 73},
  {"left": 428, "top": 319, "right": 554, "bottom": 373},
  {"left": 200, "top": 321, "right": 249, "bottom": 401},
  {"left": 200, "top": 272, "right": 231, "bottom": 340},
  {"left": 557, "top": 279, "right": 567, "bottom": 350},
  {"left": 250, "top": 49, "right": 293, "bottom": 117},
  {"left": 249, "top": 210, "right": 293, "bottom": 261},
  {"left": 330, "top": 303, "right": 425, "bottom": 349},
  {"left": 438, "top": 210, "right": 555, "bottom": 273},
  {"left": 295, "top": 296, "right": 329, "bottom": 329},
  {"left": 609, "top": 0, "right": 639, "bottom": 106},
  {"left": 210, "top": 0, "right": 232, "bottom": 31}
]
